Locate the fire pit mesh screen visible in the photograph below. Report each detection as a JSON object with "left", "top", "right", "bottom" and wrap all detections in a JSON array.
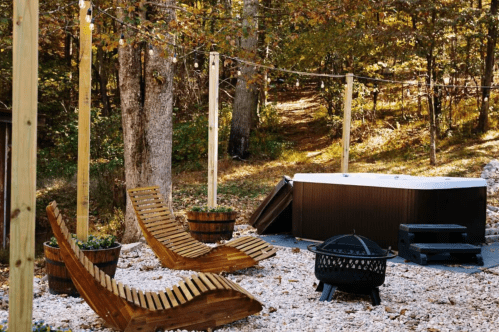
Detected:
[
  {"left": 316, "top": 255, "right": 386, "bottom": 285},
  {"left": 316, "top": 234, "right": 386, "bottom": 257}
]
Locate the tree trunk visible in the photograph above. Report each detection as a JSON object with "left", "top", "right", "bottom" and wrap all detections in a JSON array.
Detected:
[
  {"left": 228, "top": 0, "right": 259, "bottom": 158},
  {"left": 478, "top": 0, "right": 498, "bottom": 132},
  {"left": 426, "top": 54, "right": 437, "bottom": 166},
  {"left": 118, "top": 1, "right": 175, "bottom": 243}
]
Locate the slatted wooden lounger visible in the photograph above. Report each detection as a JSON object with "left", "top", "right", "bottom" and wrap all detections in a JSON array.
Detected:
[
  {"left": 46, "top": 201, "right": 263, "bottom": 332},
  {"left": 128, "top": 186, "right": 277, "bottom": 273}
]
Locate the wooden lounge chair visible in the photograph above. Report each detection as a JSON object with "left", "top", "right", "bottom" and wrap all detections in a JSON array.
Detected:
[
  {"left": 46, "top": 201, "right": 263, "bottom": 332},
  {"left": 128, "top": 186, "right": 277, "bottom": 273}
]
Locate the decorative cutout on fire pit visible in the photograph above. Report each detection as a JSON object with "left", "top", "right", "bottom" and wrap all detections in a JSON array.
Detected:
[{"left": 308, "top": 234, "right": 396, "bottom": 306}]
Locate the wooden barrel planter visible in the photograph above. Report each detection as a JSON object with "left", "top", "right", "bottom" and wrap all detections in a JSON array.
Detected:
[
  {"left": 44, "top": 242, "right": 121, "bottom": 296},
  {"left": 186, "top": 211, "right": 238, "bottom": 243}
]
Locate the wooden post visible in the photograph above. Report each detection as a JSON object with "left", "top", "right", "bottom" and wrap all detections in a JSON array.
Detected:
[
  {"left": 207, "top": 52, "right": 219, "bottom": 208},
  {"left": 77, "top": 1, "right": 92, "bottom": 241},
  {"left": 9, "top": 0, "right": 38, "bottom": 329},
  {"left": 340, "top": 73, "right": 353, "bottom": 173}
]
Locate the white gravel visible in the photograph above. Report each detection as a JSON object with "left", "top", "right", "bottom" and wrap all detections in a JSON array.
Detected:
[{"left": 2, "top": 226, "right": 499, "bottom": 332}]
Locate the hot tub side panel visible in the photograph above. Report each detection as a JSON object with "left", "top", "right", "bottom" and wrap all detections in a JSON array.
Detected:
[{"left": 292, "top": 182, "right": 486, "bottom": 249}]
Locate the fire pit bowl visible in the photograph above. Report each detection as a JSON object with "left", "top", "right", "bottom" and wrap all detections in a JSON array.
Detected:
[{"left": 308, "top": 233, "right": 396, "bottom": 305}]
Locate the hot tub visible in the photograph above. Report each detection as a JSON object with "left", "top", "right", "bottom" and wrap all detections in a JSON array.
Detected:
[{"left": 292, "top": 173, "right": 487, "bottom": 249}]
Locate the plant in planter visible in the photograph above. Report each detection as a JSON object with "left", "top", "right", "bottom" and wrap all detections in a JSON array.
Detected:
[
  {"left": 186, "top": 206, "right": 238, "bottom": 243},
  {"left": 0, "top": 319, "right": 71, "bottom": 332},
  {"left": 44, "top": 234, "right": 121, "bottom": 296}
]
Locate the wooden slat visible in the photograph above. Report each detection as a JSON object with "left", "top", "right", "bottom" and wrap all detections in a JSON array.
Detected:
[
  {"left": 131, "top": 288, "right": 140, "bottom": 307},
  {"left": 198, "top": 273, "right": 216, "bottom": 291},
  {"left": 112, "top": 279, "right": 119, "bottom": 296},
  {"left": 241, "top": 242, "right": 269, "bottom": 254},
  {"left": 86, "top": 260, "right": 95, "bottom": 277},
  {"left": 138, "top": 290, "right": 148, "bottom": 309},
  {"left": 158, "top": 291, "right": 171, "bottom": 309},
  {"left": 172, "top": 285, "right": 186, "bottom": 304},
  {"left": 178, "top": 281, "right": 193, "bottom": 301},
  {"left": 191, "top": 275, "right": 208, "bottom": 293},
  {"left": 165, "top": 288, "right": 179, "bottom": 307},
  {"left": 138, "top": 206, "right": 170, "bottom": 216},
  {"left": 118, "top": 282, "right": 126, "bottom": 299},
  {"left": 145, "top": 292, "right": 156, "bottom": 310},
  {"left": 105, "top": 274, "right": 113, "bottom": 292},
  {"left": 252, "top": 247, "right": 278, "bottom": 261},
  {"left": 205, "top": 273, "right": 223, "bottom": 289},
  {"left": 100, "top": 271, "right": 107, "bottom": 288},
  {"left": 212, "top": 274, "right": 232, "bottom": 290},
  {"left": 94, "top": 266, "right": 100, "bottom": 282},
  {"left": 125, "top": 285, "right": 133, "bottom": 303},
  {"left": 182, "top": 277, "right": 201, "bottom": 297},
  {"left": 151, "top": 292, "right": 163, "bottom": 310}
]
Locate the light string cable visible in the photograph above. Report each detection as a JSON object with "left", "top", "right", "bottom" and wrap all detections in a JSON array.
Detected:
[
  {"left": 89, "top": 3, "right": 497, "bottom": 87},
  {"left": 354, "top": 75, "right": 499, "bottom": 90}
]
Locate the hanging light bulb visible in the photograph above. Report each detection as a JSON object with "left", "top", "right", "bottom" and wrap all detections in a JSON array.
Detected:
[
  {"left": 85, "top": 8, "right": 92, "bottom": 23},
  {"left": 321, "top": 81, "right": 325, "bottom": 89},
  {"left": 296, "top": 79, "right": 300, "bottom": 87},
  {"left": 237, "top": 68, "right": 241, "bottom": 76},
  {"left": 79, "top": 0, "right": 85, "bottom": 9},
  {"left": 119, "top": 33, "right": 125, "bottom": 46},
  {"left": 211, "top": 61, "right": 215, "bottom": 70},
  {"left": 406, "top": 88, "right": 410, "bottom": 97},
  {"left": 267, "top": 77, "right": 271, "bottom": 83},
  {"left": 172, "top": 53, "right": 177, "bottom": 63},
  {"left": 194, "top": 61, "right": 199, "bottom": 68},
  {"left": 148, "top": 45, "right": 154, "bottom": 56},
  {"left": 89, "top": 18, "right": 95, "bottom": 31}
]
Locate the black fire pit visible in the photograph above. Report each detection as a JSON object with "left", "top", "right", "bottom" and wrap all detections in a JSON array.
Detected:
[{"left": 308, "top": 233, "right": 395, "bottom": 306}]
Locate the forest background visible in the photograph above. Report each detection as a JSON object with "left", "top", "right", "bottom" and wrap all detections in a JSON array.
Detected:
[{"left": 1, "top": 0, "right": 499, "bottom": 252}]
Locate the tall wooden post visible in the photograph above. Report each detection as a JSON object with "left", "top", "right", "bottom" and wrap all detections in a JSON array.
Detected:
[
  {"left": 341, "top": 73, "right": 353, "bottom": 173},
  {"left": 207, "top": 52, "right": 219, "bottom": 208},
  {"left": 77, "top": 1, "right": 92, "bottom": 241},
  {"left": 9, "top": 0, "right": 38, "bottom": 329}
]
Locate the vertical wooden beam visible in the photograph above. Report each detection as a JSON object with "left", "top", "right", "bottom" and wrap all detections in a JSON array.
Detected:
[
  {"left": 77, "top": 1, "right": 92, "bottom": 241},
  {"left": 340, "top": 73, "right": 353, "bottom": 173},
  {"left": 10, "top": 0, "right": 38, "bottom": 329},
  {"left": 207, "top": 52, "right": 219, "bottom": 208}
]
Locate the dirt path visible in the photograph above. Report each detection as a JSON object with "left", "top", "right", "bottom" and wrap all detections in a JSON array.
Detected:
[{"left": 271, "top": 88, "right": 332, "bottom": 156}]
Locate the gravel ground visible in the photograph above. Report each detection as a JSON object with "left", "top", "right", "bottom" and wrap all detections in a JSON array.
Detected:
[{"left": 1, "top": 225, "right": 499, "bottom": 332}]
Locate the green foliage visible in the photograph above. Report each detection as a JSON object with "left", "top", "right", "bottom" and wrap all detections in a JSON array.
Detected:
[
  {"left": 37, "top": 109, "right": 123, "bottom": 179},
  {"left": 48, "top": 234, "right": 117, "bottom": 250},
  {"left": 190, "top": 205, "right": 234, "bottom": 213},
  {"left": 0, "top": 320, "right": 70, "bottom": 332},
  {"left": 173, "top": 104, "right": 233, "bottom": 163},
  {"left": 258, "top": 104, "right": 280, "bottom": 131},
  {"left": 249, "top": 130, "right": 290, "bottom": 160}
]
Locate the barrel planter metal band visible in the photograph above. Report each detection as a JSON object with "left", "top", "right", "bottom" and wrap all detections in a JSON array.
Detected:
[
  {"left": 186, "top": 211, "right": 237, "bottom": 243},
  {"left": 44, "top": 242, "right": 121, "bottom": 296}
]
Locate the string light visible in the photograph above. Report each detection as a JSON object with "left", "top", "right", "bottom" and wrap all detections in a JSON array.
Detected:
[
  {"left": 119, "top": 33, "right": 125, "bottom": 46},
  {"left": 85, "top": 8, "right": 92, "bottom": 23},
  {"left": 211, "top": 61, "right": 215, "bottom": 70},
  {"left": 267, "top": 77, "right": 271, "bottom": 83},
  {"left": 321, "top": 81, "right": 325, "bottom": 89},
  {"left": 296, "top": 79, "right": 299, "bottom": 87},
  {"left": 90, "top": 18, "right": 95, "bottom": 31},
  {"left": 79, "top": 0, "right": 85, "bottom": 9},
  {"left": 172, "top": 53, "right": 177, "bottom": 63},
  {"left": 149, "top": 45, "right": 154, "bottom": 55},
  {"left": 237, "top": 68, "right": 241, "bottom": 76}
]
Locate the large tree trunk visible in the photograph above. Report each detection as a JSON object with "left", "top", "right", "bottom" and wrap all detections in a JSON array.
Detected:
[
  {"left": 118, "top": 1, "right": 175, "bottom": 243},
  {"left": 426, "top": 54, "right": 437, "bottom": 166},
  {"left": 228, "top": 0, "right": 259, "bottom": 158},
  {"left": 478, "top": 0, "right": 498, "bottom": 132}
]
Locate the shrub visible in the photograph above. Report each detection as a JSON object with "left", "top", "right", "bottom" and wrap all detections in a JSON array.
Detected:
[
  {"left": 48, "top": 234, "right": 118, "bottom": 250},
  {"left": 190, "top": 205, "right": 234, "bottom": 213}
]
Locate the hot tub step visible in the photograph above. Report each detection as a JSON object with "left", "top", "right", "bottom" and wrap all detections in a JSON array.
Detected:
[
  {"left": 404, "top": 243, "right": 483, "bottom": 266},
  {"left": 400, "top": 224, "right": 468, "bottom": 233}
]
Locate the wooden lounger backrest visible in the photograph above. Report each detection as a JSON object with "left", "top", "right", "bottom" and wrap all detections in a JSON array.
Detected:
[
  {"left": 47, "top": 201, "right": 248, "bottom": 312},
  {"left": 128, "top": 186, "right": 210, "bottom": 258}
]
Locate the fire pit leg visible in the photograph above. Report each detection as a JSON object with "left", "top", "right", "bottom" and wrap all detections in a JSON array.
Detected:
[
  {"left": 370, "top": 287, "right": 381, "bottom": 306},
  {"left": 319, "top": 283, "right": 337, "bottom": 302}
]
